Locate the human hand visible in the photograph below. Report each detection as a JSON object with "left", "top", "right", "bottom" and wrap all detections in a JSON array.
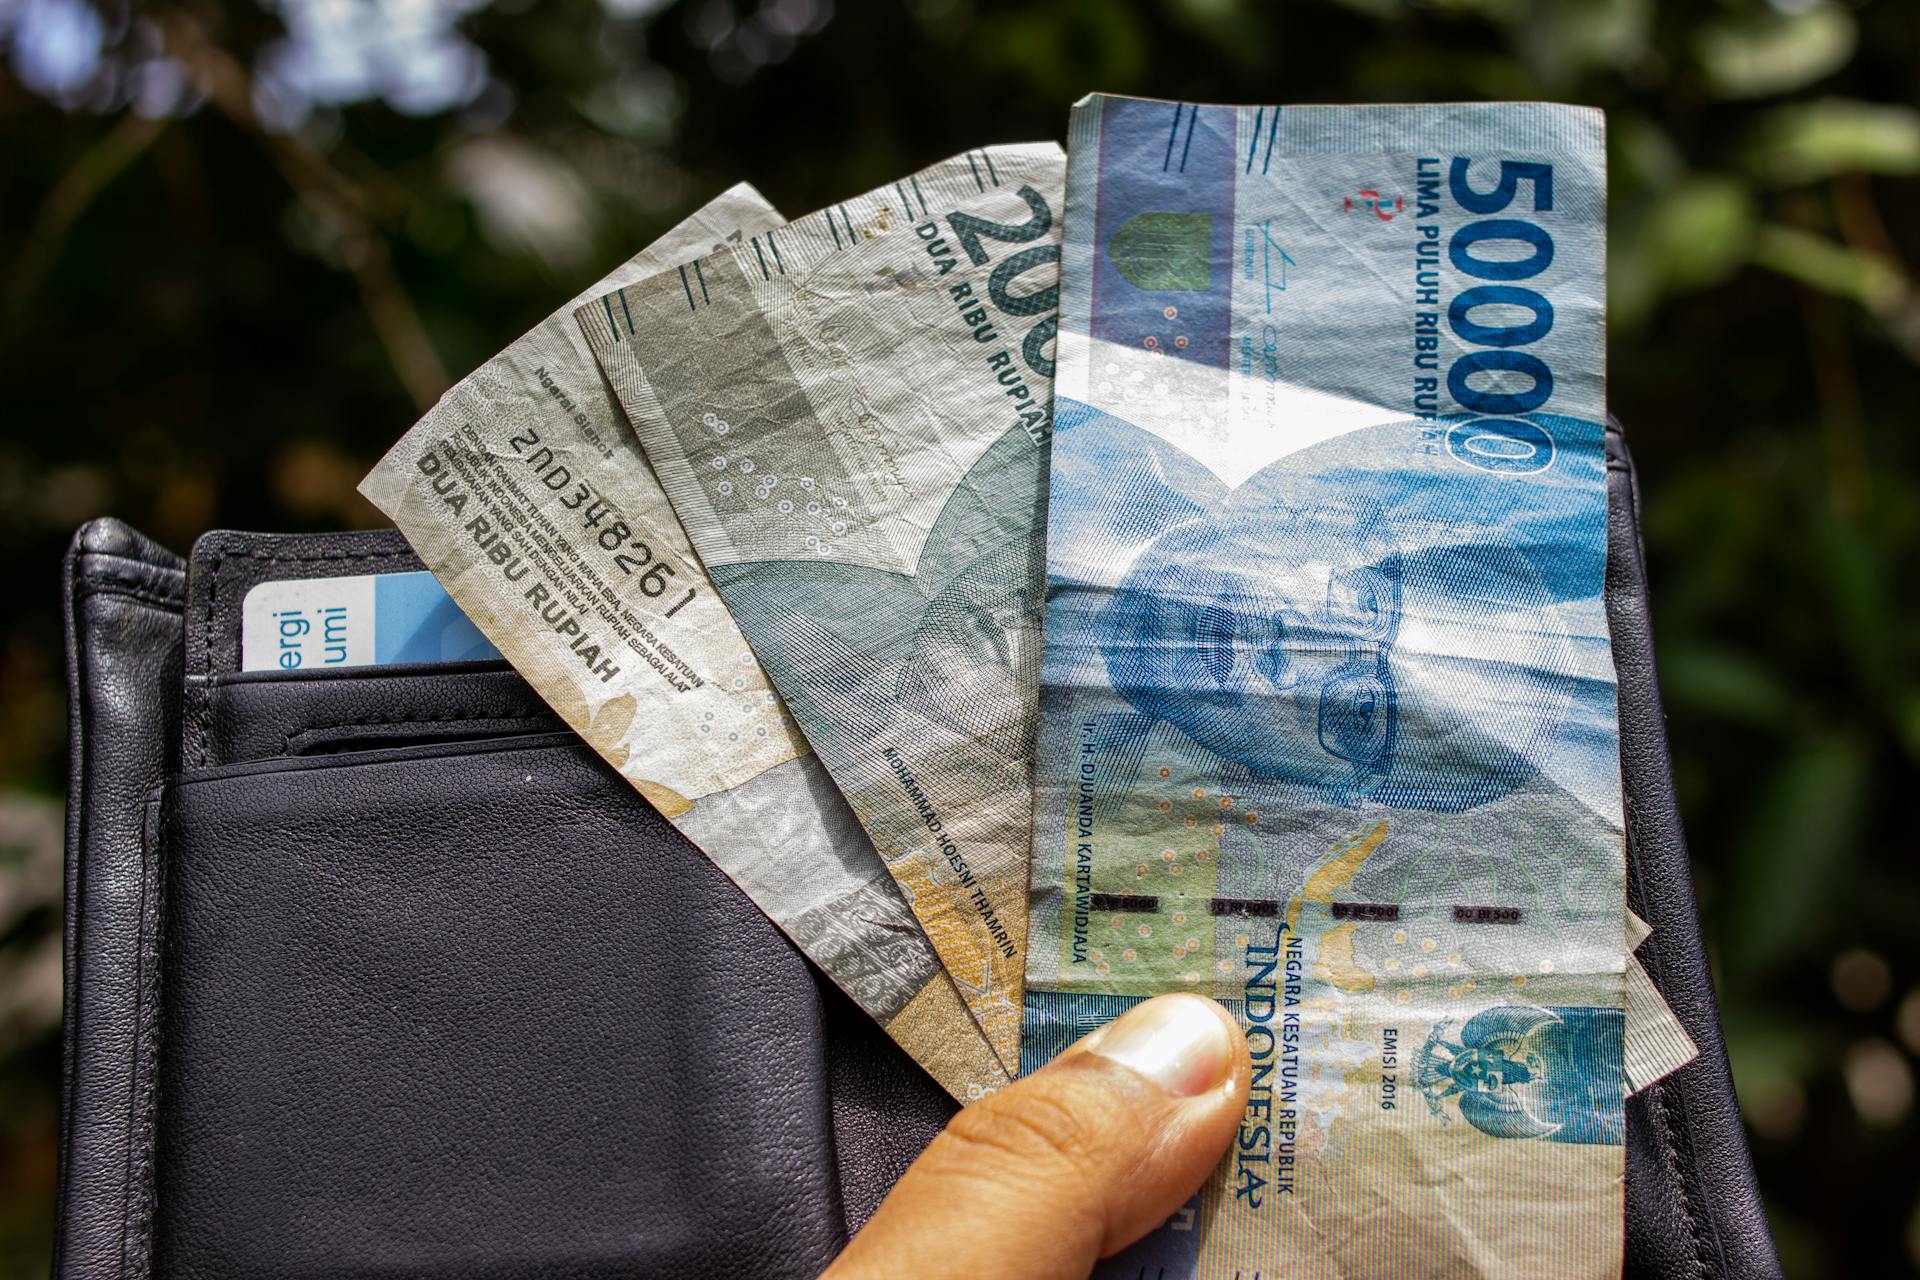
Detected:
[{"left": 822, "top": 993, "right": 1252, "bottom": 1280}]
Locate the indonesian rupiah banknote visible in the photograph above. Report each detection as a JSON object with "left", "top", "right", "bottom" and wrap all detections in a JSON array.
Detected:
[
  {"left": 358, "top": 185, "right": 1009, "bottom": 1102},
  {"left": 1624, "top": 910, "right": 1697, "bottom": 1092},
  {"left": 581, "top": 146, "right": 1065, "bottom": 1073},
  {"left": 1022, "top": 96, "right": 1623, "bottom": 1277}
]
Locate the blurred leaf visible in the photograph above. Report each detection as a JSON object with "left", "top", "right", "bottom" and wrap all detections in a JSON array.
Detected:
[
  {"left": 971, "top": 0, "right": 1149, "bottom": 97},
  {"left": 0, "top": 795, "right": 60, "bottom": 944},
  {"left": 1752, "top": 224, "right": 1908, "bottom": 314},
  {"left": 1612, "top": 113, "right": 1685, "bottom": 189},
  {"left": 1774, "top": 1205, "right": 1842, "bottom": 1280},
  {"left": 1169, "top": 0, "right": 1240, "bottom": 19},
  {"left": 1165, "top": 0, "right": 1261, "bottom": 63},
  {"left": 576, "top": 66, "right": 683, "bottom": 144},
  {"left": 1695, "top": 4, "right": 1855, "bottom": 99},
  {"left": 1749, "top": 99, "right": 1920, "bottom": 186},
  {"left": 1506, "top": 0, "right": 1650, "bottom": 86},
  {"left": 1724, "top": 1005, "right": 1825, "bottom": 1112},
  {"left": 1651, "top": 176, "right": 1755, "bottom": 290},
  {"left": 1610, "top": 174, "right": 1753, "bottom": 327},
  {"left": 1660, "top": 643, "right": 1796, "bottom": 729},
  {"left": 1324, "top": 0, "right": 1404, "bottom": 17},
  {"left": 444, "top": 135, "right": 597, "bottom": 270},
  {"left": 1809, "top": 508, "right": 1904, "bottom": 702},
  {"left": 1717, "top": 730, "right": 1869, "bottom": 976}
]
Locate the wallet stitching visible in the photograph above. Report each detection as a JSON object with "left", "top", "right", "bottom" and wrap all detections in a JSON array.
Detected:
[
  {"left": 1614, "top": 465, "right": 1726, "bottom": 1279},
  {"left": 76, "top": 584, "right": 186, "bottom": 614},
  {"left": 54, "top": 563, "right": 91, "bottom": 1280},
  {"left": 78, "top": 565, "right": 186, "bottom": 599},
  {"left": 118, "top": 789, "right": 166, "bottom": 1280},
  {"left": 1633, "top": 830, "right": 1732, "bottom": 1278},
  {"left": 58, "top": 574, "right": 180, "bottom": 1279},
  {"left": 79, "top": 556, "right": 186, "bottom": 587},
  {"left": 1626, "top": 810, "right": 1723, "bottom": 1279},
  {"left": 1628, "top": 787, "right": 1713, "bottom": 1280},
  {"left": 1654, "top": 1078, "right": 1714, "bottom": 1280}
]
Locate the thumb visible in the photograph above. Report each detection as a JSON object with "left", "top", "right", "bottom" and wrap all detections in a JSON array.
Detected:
[{"left": 824, "top": 993, "right": 1251, "bottom": 1280}]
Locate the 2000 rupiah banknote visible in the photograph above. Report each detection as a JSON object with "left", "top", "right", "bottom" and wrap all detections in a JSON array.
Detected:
[
  {"left": 358, "top": 185, "right": 1008, "bottom": 1102},
  {"left": 1022, "top": 96, "right": 1624, "bottom": 1277},
  {"left": 581, "top": 146, "right": 1064, "bottom": 1073}
]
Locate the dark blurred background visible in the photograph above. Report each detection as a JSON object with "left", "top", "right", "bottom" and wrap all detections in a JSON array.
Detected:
[{"left": 1, "top": 0, "right": 1915, "bottom": 1274}]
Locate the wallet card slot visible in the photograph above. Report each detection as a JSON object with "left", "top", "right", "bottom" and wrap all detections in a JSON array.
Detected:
[
  {"left": 154, "top": 737, "right": 845, "bottom": 1279},
  {"left": 202, "top": 664, "right": 564, "bottom": 766},
  {"left": 282, "top": 713, "right": 561, "bottom": 755}
]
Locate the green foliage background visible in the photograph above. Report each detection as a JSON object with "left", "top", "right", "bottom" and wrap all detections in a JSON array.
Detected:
[{"left": 2, "top": 0, "right": 1916, "bottom": 1275}]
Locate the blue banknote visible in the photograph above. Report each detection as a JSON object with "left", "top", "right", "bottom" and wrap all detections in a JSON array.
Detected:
[{"left": 1023, "top": 96, "right": 1624, "bottom": 1277}]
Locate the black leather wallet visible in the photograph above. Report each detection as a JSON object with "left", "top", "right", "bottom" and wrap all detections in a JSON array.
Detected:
[{"left": 56, "top": 422, "right": 1781, "bottom": 1279}]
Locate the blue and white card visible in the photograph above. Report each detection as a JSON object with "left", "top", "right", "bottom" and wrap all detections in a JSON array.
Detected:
[{"left": 240, "top": 570, "right": 500, "bottom": 672}]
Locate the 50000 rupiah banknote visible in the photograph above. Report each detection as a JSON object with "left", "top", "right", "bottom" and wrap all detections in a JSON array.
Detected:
[
  {"left": 1022, "top": 97, "right": 1623, "bottom": 1277},
  {"left": 580, "top": 146, "right": 1064, "bottom": 1072},
  {"left": 358, "top": 185, "right": 1008, "bottom": 1102}
]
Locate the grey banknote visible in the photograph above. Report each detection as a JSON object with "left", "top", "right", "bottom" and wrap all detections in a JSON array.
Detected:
[
  {"left": 581, "top": 145, "right": 1065, "bottom": 1073},
  {"left": 1624, "top": 911, "right": 1698, "bottom": 1092},
  {"left": 359, "top": 185, "right": 1008, "bottom": 1102}
]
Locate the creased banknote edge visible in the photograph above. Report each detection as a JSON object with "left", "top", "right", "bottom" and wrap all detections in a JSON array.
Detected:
[
  {"left": 578, "top": 145, "right": 1071, "bottom": 1077},
  {"left": 359, "top": 185, "right": 1009, "bottom": 1102}
]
